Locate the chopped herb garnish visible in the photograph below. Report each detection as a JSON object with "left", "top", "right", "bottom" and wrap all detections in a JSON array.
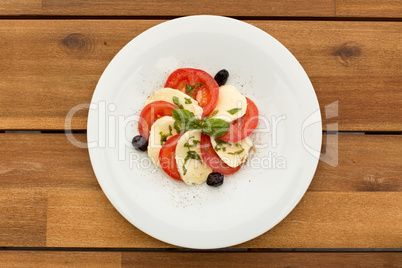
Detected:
[
  {"left": 214, "top": 138, "right": 231, "bottom": 152},
  {"left": 206, "top": 110, "right": 219, "bottom": 119},
  {"left": 169, "top": 125, "right": 173, "bottom": 135},
  {"left": 228, "top": 148, "right": 245, "bottom": 155},
  {"left": 184, "top": 136, "right": 200, "bottom": 149},
  {"left": 183, "top": 150, "right": 202, "bottom": 175},
  {"left": 215, "top": 138, "right": 230, "bottom": 145},
  {"left": 159, "top": 131, "right": 172, "bottom": 145},
  {"left": 181, "top": 134, "right": 203, "bottom": 176},
  {"left": 214, "top": 145, "right": 226, "bottom": 152},
  {"left": 183, "top": 166, "right": 187, "bottom": 176},
  {"left": 184, "top": 97, "right": 192, "bottom": 104},
  {"left": 235, "top": 143, "right": 241, "bottom": 148},
  {"left": 227, "top": 108, "right": 241, "bottom": 115},
  {"left": 172, "top": 96, "right": 184, "bottom": 109},
  {"left": 187, "top": 150, "right": 202, "bottom": 161},
  {"left": 185, "top": 83, "right": 203, "bottom": 94}
]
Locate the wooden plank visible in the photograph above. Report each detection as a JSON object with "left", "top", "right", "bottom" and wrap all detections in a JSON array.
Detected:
[
  {"left": 44, "top": 191, "right": 402, "bottom": 248},
  {"left": 1, "top": 134, "right": 400, "bottom": 192},
  {"left": 0, "top": 251, "right": 400, "bottom": 268},
  {"left": 0, "top": 0, "right": 335, "bottom": 17},
  {"left": 122, "top": 252, "right": 402, "bottom": 267},
  {"left": 0, "top": 134, "right": 98, "bottom": 189},
  {"left": 310, "top": 134, "right": 402, "bottom": 192},
  {"left": 3, "top": 0, "right": 402, "bottom": 19},
  {"left": 1, "top": 0, "right": 401, "bottom": 18},
  {"left": 263, "top": 21, "right": 402, "bottom": 132},
  {"left": 45, "top": 189, "right": 166, "bottom": 248},
  {"left": 0, "top": 251, "right": 121, "bottom": 268},
  {"left": 0, "top": 190, "right": 47, "bottom": 247},
  {"left": 336, "top": 0, "right": 402, "bottom": 18},
  {"left": 0, "top": 20, "right": 400, "bottom": 131}
]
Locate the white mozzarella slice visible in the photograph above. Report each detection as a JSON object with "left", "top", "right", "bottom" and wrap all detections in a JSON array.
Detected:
[
  {"left": 210, "top": 136, "right": 253, "bottom": 168},
  {"left": 175, "top": 130, "right": 212, "bottom": 185},
  {"left": 145, "top": 88, "right": 203, "bottom": 118},
  {"left": 212, "top": 85, "right": 247, "bottom": 122},
  {"left": 148, "top": 116, "right": 177, "bottom": 167}
]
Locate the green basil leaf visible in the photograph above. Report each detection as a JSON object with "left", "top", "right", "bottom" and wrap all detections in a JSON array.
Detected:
[
  {"left": 173, "top": 121, "right": 182, "bottom": 133},
  {"left": 172, "top": 109, "right": 194, "bottom": 125},
  {"left": 187, "top": 117, "right": 202, "bottom": 130},
  {"left": 172, "top": 109, "right": 201, "bottom": 131},
  {"left": 227, "top": 108, "right": 241, "bottom": 115},
  {"left": 172, "top": 96, "right": 184, "bottom": 109},
  {"left": 184, "top": 97, "right": 192, "bottom": 104},
  {"left": 202, "top": 118, "right": 230, "bottom": 137}
]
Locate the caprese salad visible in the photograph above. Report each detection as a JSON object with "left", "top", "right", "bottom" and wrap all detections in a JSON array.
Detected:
[{"left": 132, "top": 68, "right": 259, "bottom": 187}]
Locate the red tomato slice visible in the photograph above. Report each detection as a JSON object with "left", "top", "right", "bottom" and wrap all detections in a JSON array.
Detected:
[
  {"left": 200, "top": 133, "right": 242, "bottom": 175},
  {"left": 138, "top": 101, "right": 177, "bottom": 140},
  {"left": 219, "top": 97, "right": 259, "bottom": 143},
  {"left": 165, "top": 68, "right": 219, "bottom": 117},
  {"left": 159, "top": 134, "right": 184, "bottom": 181}
]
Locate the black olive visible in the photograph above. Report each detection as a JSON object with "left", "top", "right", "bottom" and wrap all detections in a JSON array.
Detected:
[
  {"left": 214, "top": 69, "right": 229, "bottom": 86},
  {"left": 132, "top": 135, "right": 148, "bottom": 151},
  {"left": 207, "top": 172, "right": 224, "bottom": 187}
]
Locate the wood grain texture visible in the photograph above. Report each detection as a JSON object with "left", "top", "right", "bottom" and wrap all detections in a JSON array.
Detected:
[
  {"left": 1, "top": 0, "right": 402, "bottom": 18},
  {"left": 1, "top": 134, "right": 401, "bottom": 192},
  {"left": 1, "top": 134, "right": 400, "bottom": 248},
  {"left": 0, "top": 251, "right": 121, "bottom": 268},
  {"left": 0, "top": 20, "right": 400, "bottom": 131},
  {"left": 336, "top": 0, "right": 402, "bottom": 18},
  {"left": 122, "top": 252, "right": 402, "bottom": 268},
  {"left": 0, "top": 134, "right": 97, "bottom": 189},
  {"left": 0, "top": 190, "right": 47, "bottom": 247},
  {"left": 310, "top": 134, "right": 402, "bottom": 192},
  {"left": 44, "top": 190, "right": 402, "bottom": 248},
  {"left": 0, "top": 251, "right": 399, "bottom": 268},
  {"left": 0, "top": 0, "right": 336, "bottom": 17}
]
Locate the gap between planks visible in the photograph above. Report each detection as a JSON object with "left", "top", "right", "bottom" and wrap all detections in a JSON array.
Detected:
[
  {"left": 0, "top": 247, "right": 401, "bottom": 252},
  {"left": 0, "top": 16, "right": 400, "bottom": 22}
]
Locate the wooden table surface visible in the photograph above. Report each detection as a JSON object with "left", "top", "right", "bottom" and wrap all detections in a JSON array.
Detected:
[{"left": 1, "top": 1, "right": 401, "bottom": 267}]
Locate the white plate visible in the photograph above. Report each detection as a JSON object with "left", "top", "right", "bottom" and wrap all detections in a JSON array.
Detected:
[{"left": 87, "top": 15, "right": 322, "bottom": 249}]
